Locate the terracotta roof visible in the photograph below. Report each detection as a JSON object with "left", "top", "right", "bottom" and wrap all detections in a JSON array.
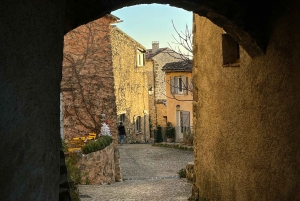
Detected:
[{"left": 162, "top": 61, "right": 193, "bottom": 72}]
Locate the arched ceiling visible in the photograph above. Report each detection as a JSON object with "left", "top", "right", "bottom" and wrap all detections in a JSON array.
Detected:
[{"left": 64, "top": 0, "right": 292, "bottom": 58}]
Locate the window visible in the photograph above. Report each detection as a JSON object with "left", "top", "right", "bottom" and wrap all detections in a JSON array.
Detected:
[
  {"left": 137, "top": 49, "right": 145, "bottom": 67},
  {"left": 118, "top": 113, "right": 125, "bottom": 123},
  {"left": 135, "top": 116, "right": 142, "bottom": 133},
  {"left": 222, "top": 34, "right": 240, "bottom": 66},
  {"left": 170, "top": 76, "right": 188, "bottom": 95}
]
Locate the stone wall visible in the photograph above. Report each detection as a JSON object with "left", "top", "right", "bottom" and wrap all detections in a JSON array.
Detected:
[
  {"left": 151, "top": 50, "right": 181, "bottom": 100},
  {"left": 62, "top": 16, "right": 118, "bottom": 140},
  {"left": 76, "top": 143, "right": 118, "bottom": 184},
  {"left": 192, "top": 10, "right": 300, "bottom": 200},
  {"left": 111, "top": 27, "right": 150, "bottom": 143},
  {"left": 156, "top": 101, "right": 167, "bottom": 127}
]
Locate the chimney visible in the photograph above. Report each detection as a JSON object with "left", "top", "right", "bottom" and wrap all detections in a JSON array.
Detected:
[{"left": 152, "top": 41, "right": 159, "bottom": 53}]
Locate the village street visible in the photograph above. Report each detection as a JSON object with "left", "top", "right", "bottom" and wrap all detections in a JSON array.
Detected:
[{"left": 78, "top": 144, "right": 194, "bottom": 201}]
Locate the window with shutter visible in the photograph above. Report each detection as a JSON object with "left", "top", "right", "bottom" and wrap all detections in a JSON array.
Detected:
[
  {"left": 171, "top": 76, "right": 190, "bottom": 95},
  {"left": 183, "top": 76, "right": 188, "bottom": 95},
  {"left": 170, "top": 76, "right": 175, "bottom": 94}
]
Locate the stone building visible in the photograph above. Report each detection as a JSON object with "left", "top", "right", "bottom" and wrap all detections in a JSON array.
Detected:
[
  {"left": 145, "top": 42, "right": 181, "bottom": 131},
  {"left": 61, "top": 14, "right": 150, "bottom": 143},
  {"left": 111, "top": 26, "right": 150, "bottom": 143},
  {"left": 61, "top": 14, "right": 119, "bottom": 140},
  {"left": 2, "top": 1, "right": 300, "bottom": 201},
  {"left": 162, "top": 61, "right": 193, "bottom": 142}
]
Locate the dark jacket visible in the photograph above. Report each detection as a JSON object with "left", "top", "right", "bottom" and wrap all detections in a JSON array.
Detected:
[{"left": 118, "top": 125, "right": 126, "bottom": 135}]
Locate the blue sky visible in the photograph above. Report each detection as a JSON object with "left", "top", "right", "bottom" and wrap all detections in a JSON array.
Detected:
[{"left": 111, "top": 4, "right": 193, "bottom": 51}]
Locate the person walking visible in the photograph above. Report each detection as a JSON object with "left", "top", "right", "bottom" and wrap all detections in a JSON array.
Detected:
[{"left": 118, "top": 122, "right": 126, "bottom": 145}]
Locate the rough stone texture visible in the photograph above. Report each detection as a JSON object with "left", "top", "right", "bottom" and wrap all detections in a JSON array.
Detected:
[
  {"left": 76, "top": 143, "right": 116, "bottom": 185},
  {"left": 111, "top": 27, "right": 150, "bottom": 143},
  {"left": 186, "top": 162, "right": 194, "bottom": 182},
  {"left": 78, "top": 144, "right": 194, "bottom": 200},
  {"left": 156, "top": 102, "right": 167, "bottom": 127},
  {"left": 64, "top": 0, "right": 292, "bottom": 58},
  {"left": 193, "top": 8, "right": 300, "bottom": 200},
  {"left": 0, "top": 1, "right": 65, "bottom": 200},
  {"left": 62, "top": 15, "right": 117, "bottom": 140}
]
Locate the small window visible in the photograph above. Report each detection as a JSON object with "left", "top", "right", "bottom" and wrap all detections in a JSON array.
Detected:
[
  {"left": 137, "top": 50, "right": 145, "bottom": 67},
  {"left": 119, "top": 114, "right": 125, "bottom": 122},
  {"left": 135, "top": 116, "right": 142, "bottom": 133},
  {"left": 222, "top": 34, "right": 240, "bottom": 66}
]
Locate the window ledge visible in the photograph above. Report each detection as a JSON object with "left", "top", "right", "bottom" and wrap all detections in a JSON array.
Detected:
[
  {"left": 223, "top": 63, "right": 240, "bottom": 67},
  {"left": 136, "top": 132, "right": 142, "bottom": 134}
]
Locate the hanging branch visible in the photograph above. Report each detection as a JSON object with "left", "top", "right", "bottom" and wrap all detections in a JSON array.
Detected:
[
  {"left": 62, "top": 21, "right": 115, "bottom": 136},
  {"left": 167, "top": 20, "right": 193, "bottom": 62}
]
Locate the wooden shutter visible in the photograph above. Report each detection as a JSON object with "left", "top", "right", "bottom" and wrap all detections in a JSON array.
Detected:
[
  {"left": 170, "top": 76, "right": 175, "bottom": 94},
  {"left": 184, "top": 76, "right": 188, "bottom": 95},
  {"left": 174, "top": 76, "right": 179, "bottom": 94}
]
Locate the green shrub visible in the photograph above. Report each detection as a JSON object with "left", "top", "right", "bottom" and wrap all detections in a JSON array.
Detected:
[
  {"left": 165, "top": 122, "right": 175, "bottom": 138},
  {"left": 82, "top": 136, "right": 112, "bottom": 154},
  {"left": 178, "top": 168, "right": 186, "bottom": 178},
  {"left": 65, "top": 152, "right": 81, "bottom": 201},
  {"left": 155, "top": 126, "right": 163, "bottom": 143}
]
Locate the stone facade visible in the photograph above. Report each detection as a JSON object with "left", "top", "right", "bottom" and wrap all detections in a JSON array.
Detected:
[
  {"left": 61, "top": 15, "right": 118, "bottom": 141},
  {"left": 111, "top": 27, "right": 150, "bottom": 143},
  {"left": 61, "top": 16, "right": 150, "bottom": 143},
  {"left": 192, "top": 13, "right": 300, "bottom": 200},
  {"left": 146, "top": 44, "right": 181, "bottom": 129}
]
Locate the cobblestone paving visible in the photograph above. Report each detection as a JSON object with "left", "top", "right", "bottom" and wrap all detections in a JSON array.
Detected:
[{"left": 78, "top": 144, "right": 194, "bottom": 201}]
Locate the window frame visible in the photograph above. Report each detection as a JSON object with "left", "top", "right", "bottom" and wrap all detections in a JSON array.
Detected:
[
  {"left": 135, "top": 116, "right": 142, "bottom": 133},
  {"left": 170, "top": 76, "right": 188, "bottom": 95},
  {"left": 137, "top": 49, "right": 145, "bottom": 67},
  {"left": 119, "top": 113, "right": 125, "bottom": 123}
]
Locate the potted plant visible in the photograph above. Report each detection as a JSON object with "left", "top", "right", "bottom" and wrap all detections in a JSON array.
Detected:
[
  {"left": 183, "top": 130, "right": 194, "bottom": 146},
  {"left": 165, "top": 122, "right": 175, "bottom": 142}
]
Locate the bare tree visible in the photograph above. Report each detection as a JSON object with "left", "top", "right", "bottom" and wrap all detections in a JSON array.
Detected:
[
  {"left": 167, "top": 20, "right": 193, "bottom": 62},
  {"left": 62, "top": 20, "right": 116, "bottom": 138}
]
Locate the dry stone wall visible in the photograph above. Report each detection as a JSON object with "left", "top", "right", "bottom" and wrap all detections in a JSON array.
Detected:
[{"left": 76, "top": 143, "right": 117, "bottom": 184}]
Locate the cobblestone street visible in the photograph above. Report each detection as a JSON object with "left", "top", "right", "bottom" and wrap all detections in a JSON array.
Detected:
[{"left": 78, "top": 144, "right": 194, "bottom": 201}]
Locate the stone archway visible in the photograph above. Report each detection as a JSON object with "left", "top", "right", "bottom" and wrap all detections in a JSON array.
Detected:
[
  {"left": 0, "top": 0, "right": 299, "bottom": 201},
  {"left": 65, "top": 0, "right": 281, "bottom": 58}
]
